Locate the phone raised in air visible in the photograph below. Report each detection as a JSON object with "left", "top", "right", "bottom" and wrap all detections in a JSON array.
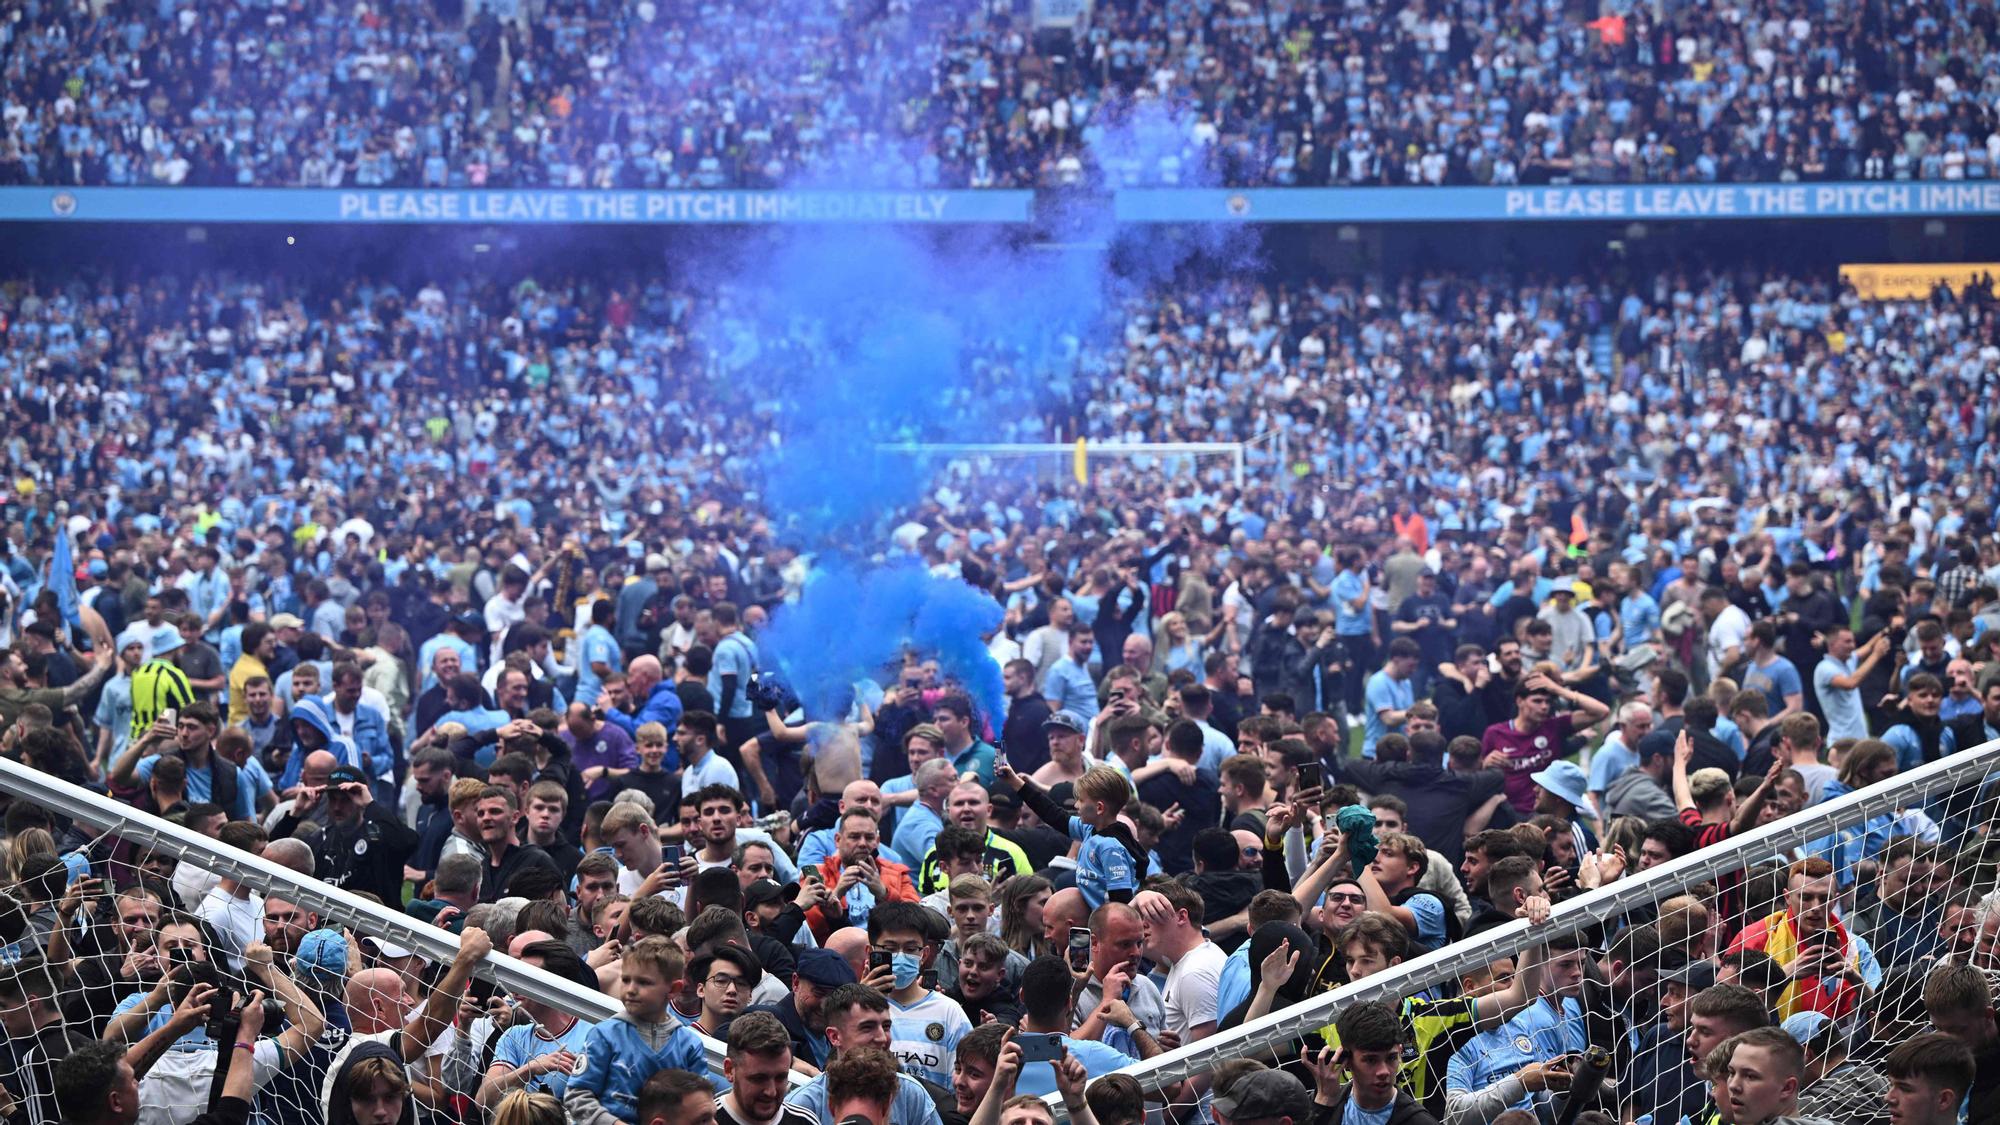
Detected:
[
  {"left": 1067, "top": 927, "right": 1092, "bottom": 972},
  {"left": 1015, "top": 1032, "right": 1067, "bottom": 1063},
  {"left": 1296, "top": 762, "right": 1322, "bottom": 791}
]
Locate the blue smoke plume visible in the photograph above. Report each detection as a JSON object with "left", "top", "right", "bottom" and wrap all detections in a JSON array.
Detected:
[{"left": 701, "top": 71, "right": 1253, "bottom": 729}]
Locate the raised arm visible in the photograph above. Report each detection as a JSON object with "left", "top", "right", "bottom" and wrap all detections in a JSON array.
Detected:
[
  {"left": 399, "top": 927, "right": 492, "bottom": 1062},
  {"left": 243, "top": 941, "right": 325, "bottom": 1064},
  {"left": 1729, "top": 757, "right": 1786, "bottom": 837},
  {"left": 1670, "top": 729, "right": 1696, "bottom": 814},
  {"left": 1470, "top": 899, "right": 1550, "bottom": 1030}
]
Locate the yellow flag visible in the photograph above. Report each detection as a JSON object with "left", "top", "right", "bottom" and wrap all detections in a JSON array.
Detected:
[{"left": 1073, "top": 437, "right": 1088, "bottom": 484}]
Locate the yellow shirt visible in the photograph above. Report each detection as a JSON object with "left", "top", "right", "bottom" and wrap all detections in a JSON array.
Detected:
[{"left": 227, "top": 654, "right": 268, "bottom": 725}]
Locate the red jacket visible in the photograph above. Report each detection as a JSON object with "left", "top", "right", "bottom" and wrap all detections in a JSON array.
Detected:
[{"left": 804, "top": 853, "right": 919, "bottom": 942}]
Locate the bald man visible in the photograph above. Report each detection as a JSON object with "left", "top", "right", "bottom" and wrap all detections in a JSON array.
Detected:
[
  {"left": 1042, "top": 888, "right": 1090, "bottom": 955},
  {"left": 825, "top": 927, "right": 873, "bottom": 984},
  {"left": 266, "top": 749, "right": 340, "bottom": 830},
  {"left": 603, "top": 654, "right": 683, "bottom": 740},
  {"left": 327, "top": 928, "right": 493, "bottom": 1113},
  {"left": 798, "top": 780, "right": 909, "bottom": 869},
  {"left": 508, "top": 930, "right": 557, "bottom": 959}
]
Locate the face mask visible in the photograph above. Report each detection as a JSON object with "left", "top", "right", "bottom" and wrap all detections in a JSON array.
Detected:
[{"left": 891, "top": 952, "right": 923, "bottom": 990}]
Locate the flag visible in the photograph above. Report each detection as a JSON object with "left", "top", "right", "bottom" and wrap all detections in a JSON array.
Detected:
[
  {"left": 48, "top": 530, "right": 82, "bottom": 629},
  {"left": 1569, "top": 508, "right": 1590, "bottom": 547},
  {"left": 1585, "top": 15, "right": 1627, "bottom": 45},
  {"left": 1072, "top": 437, "right": 1088, "bottom": 485}
]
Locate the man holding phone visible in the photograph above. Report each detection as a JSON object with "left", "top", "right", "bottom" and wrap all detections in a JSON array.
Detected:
[
  {"left": 1724, "top": 856, "right": 1879, "bottom": 1019},
  {"left": 1007, "top": 957, "right": 1138, "bottom": 1096},
  {"left": 804, "top": 810, "right": 919, "bottom": 943}
]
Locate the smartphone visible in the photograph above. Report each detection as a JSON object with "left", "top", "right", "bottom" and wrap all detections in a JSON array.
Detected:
[
  {"left": 1067, "top": 927, "right": 1091, "bottom": 972},
  {"left": 663, "top": 843, "right": 682, "bottom": 865},
  {"left": 160, "top": 707, "right": 179, "bottom": 726},
  {"left": 1016, "top": 1032, "right": 1067, "bottom": 1063},
  {"left": 869, "top": 950, "right": 893, "bottom": 974},
  {"left": 1297, "top": 762, "right": 1322, "bottom": 791}
]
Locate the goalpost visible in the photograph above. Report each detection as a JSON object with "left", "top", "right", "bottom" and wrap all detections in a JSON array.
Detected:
[
  {"left": 0, "top": 755, "right": 759, "bottom": 1084},
  {"left": 874, "top": 437, "right": 1267, "bottom": 489}
]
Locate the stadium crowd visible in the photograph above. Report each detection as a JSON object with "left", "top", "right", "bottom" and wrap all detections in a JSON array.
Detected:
[
  {"left": 0, "top": 248, "right": 1997, "bottom": 1125},
  {"left": 5, "top": 0, "right": 2000, "bottom": 189}
]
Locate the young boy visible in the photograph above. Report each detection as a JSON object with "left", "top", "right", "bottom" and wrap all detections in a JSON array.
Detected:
[
  {"left": 1316, "top": 1000, "right": 1437, "bottom": 1124},
  {"left": 615, "top": 722, "right": 678, "bottom": 812},
  {"left": 565, "top": 937, "right": 716, "bottom": 1125},
  {"left": 869, "top": 902, "right": 970, "bottom": 1091},
  {"left": 1884, "top": 1033, "right": 1976, "bottom": 1125},
  {"left": 998, "top": 762, "right": 1140, "bottom": 908}
]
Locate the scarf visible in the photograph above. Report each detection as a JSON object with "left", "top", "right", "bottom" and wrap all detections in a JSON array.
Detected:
[{"left": 1761, "top": 910, "right": 1861, "bottom": 1019}]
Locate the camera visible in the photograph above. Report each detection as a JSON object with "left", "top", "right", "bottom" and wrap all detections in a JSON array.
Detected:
[
  {"left": 744, "top": 671, "right": 795, "bottom": 714},
  {"left": 168, "top": 948, "right": 285, "bottom": 1040}
]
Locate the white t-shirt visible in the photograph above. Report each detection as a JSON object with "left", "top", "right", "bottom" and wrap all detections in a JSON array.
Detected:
[
  {"left": 1162, "top": 940, "right": 1227, "bottom": 1037},
  {"left": 194, "top": 886, "right": 263, "bottom": 972},
  {"left": 1706, "top": 604, "right": 1751, "bottom": 679},
  {"left": 140, "top": 1040, "right": 282, "bottom": 1125}
]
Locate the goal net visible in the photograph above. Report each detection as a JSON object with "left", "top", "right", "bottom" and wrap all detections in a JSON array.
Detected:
[
  {"left": 874, "top": 439, "right": 1256, "bottom": 493},
  {"left": 0, "top": 755, "right": 751, "bottom": 1125},
  {"left": 1109, "top": 734, "right": 2000, "bottom": 1125}
]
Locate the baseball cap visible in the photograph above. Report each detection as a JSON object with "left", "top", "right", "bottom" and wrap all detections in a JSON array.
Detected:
[
  {"left": 795, "top": 947, "right": 858, "bottom": 989},
  {"left": 328, "top": 764, "right": 370, "bottom": 787},
  {"left": 1660, "top": 960, "right": 1716, "bottom": 991},
  {"left": 1211, "top": 1069, "right": 1312, "bottom": 1123},
  {"left": 1042, "top": 709, "right": 1087, "bottom": 735},
  {"left": 362, "top": 935, "right": 419, "bottom": 961},
  {"left": 743, "top": 878, "right": 798, "bottom": 910},
  {"left": 267, "top": 613, "right": 305, "bottom": 630},
  {"left": 645, "top": 553, "right": 673, "bottom": 573},
  {"left": 1530, "top": 761, "right": 1594, "bottom": 817},
  {"left": 1783, "top": 1010, "right": 1834, "bottom": 1046},
  {"left": 294, "top": 929, "right": 350, "bottom": 980}
]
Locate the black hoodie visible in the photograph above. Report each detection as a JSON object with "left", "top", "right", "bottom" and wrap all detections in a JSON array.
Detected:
[{"left": 325, "top": 1037, "right": 417, "bottom": 1125}]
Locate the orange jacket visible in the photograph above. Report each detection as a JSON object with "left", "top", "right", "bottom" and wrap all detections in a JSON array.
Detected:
[{"left": 804, "top": 853, "right": 919, "bottom": 942}]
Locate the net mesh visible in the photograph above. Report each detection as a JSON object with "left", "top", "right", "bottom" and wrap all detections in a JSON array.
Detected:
[
  {"left": 1113, "top": 733, "right": 2000, "bottom": 1125},
  {"left": 0, "top": 814, "right": 637, "bottom": 1125},
  {"left": 5, "top": 734, "right": 1998, "bottom": 1125}
]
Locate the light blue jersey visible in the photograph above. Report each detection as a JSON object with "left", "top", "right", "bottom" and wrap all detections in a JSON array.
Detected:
[{"left": 886, "top": 990, "right": 970, "bottom": 1089}]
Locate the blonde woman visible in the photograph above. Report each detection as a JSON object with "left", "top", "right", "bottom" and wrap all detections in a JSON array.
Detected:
[
  {"left": 1155, "top": 612, "right": 1205, "bottom": 677},
  {"left": 1, "top": 827, "right": 55, "bottom": 887},
  {"left": 493, "top": 1090, "right": 565, "bottom": 1125}
]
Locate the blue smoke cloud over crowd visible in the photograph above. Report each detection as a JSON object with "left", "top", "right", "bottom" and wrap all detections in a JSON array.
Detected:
[{"left": 725, "top": 99, "right": 1248, "bottom": 726}]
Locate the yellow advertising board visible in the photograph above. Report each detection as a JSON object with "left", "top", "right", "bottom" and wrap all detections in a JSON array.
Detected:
[{"left": 1840, "top": 262, "right": 2000, "bottom": 300}]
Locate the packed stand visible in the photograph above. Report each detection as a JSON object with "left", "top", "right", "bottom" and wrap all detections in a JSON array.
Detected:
[
  {"left": 7, "top": 0, "right": 2000, "bottom": 188},
  {"left": 2, "top": 265, "right": 1998, "bottom": 532}
]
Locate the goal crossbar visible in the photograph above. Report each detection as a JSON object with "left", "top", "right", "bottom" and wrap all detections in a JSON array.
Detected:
[
  {"left": 873, "top": 439, "right": 1250, "bottom": 486},
  {"left": 1093, "top": 736, "right": 2000, "bottom": 1097},
  {"left": 0, "top": 755, "right": 785, "bottom": 1087}
]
